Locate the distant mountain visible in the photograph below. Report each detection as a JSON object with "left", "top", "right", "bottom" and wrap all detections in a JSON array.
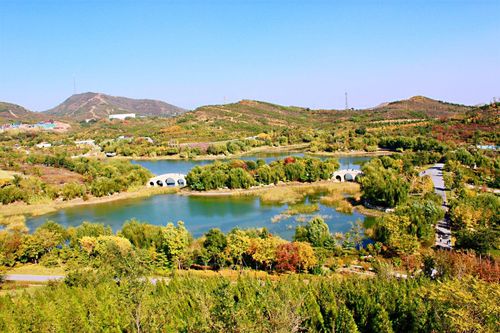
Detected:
[
  {"left": 366, "top": 96, "right": 472, "bottom": 118},
  {"left": 183, "top": 96, "right": 472, "bottom": 130},
  {"left": 189, "top": 99, "right": 316, "bottom": 127},
  {"left": 0, "top": 101, "right": 45, "bottom": 122},
  {"left": 45, "top": 92, "right": 188, "bottom": 120}
]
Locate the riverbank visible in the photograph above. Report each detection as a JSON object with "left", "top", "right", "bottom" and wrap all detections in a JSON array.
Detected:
[
  {"left": 307, "top": 149, "right": 393, "bottom": 158},
  {"left": 114, "top": 143, "right": 309, "bottom": 161},
  {"left": 180, "top": 180, "right": 340, "bottom": 197},
  {"left": 113, "top": 144, "right": 392, "bottom": 161},
  {"left": 0, "top": 186, "right": 178, "bottom": 218}
]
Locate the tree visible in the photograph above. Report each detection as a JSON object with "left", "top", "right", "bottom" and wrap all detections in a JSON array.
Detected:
[
  {"left": 276, "top": 243, "right": 301, "bottom": 272},
  {"left": 247, "top": 235, "right": 286, "bottom": 270},
  {"left": 20, "top": 228, "right": 65, "bottom": 263},
  {"left": 359, "top": 159, "right": 409, "bottom": 208},
  {"left": 225, "top": 229, "right": 250, "bottom": 266},
  {"left": 120, "top": 219, "right": 162, "bottom": 249},
  {"left": 455, "top": 228, "right": 499, "bottom": 255},
  {"left": 255, "top": 165, "right": 276, "bottom": 185},
  {"left": 374, "top": 215, "right": 420, "bottom": 255},
  {"left": 294, "top": 216, "right": 332, "bottom": 247},
  {"left": 227, "top": 168, "right": 254, "bottom": 189},
  {"left": 276, "top": 242, "right": 317, "bottom": 272},
  {"left": 203, "top": 228, "right": 227, "bottom": 267},
  {"left": 284, "top": 161, "right": 306, "bottom": 181},
  {"left": 68, "top": 222, "right": 112, "bottom": 246},
  {"left": 61, "top": 182, "right": 86, "bottom": 200},
  {"left": 162, "top": 221, "right": 190, "bottom": 269}
]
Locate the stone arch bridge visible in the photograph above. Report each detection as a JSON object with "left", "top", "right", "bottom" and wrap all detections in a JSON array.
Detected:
[
  {"left": 148, "top": 173, "right": 187, "bottom": 187},
  {"left": 332, "top": 169, "right": 363, "bottom": 182}
]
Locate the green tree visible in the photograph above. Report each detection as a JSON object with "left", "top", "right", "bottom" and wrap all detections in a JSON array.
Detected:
[
  {"left": 162, "top": 221, "right": 190, "bottom": 269},
  {"left": 227, "top": 168, "right": 254, "bottom": 189},
  {"left": 359, "top": 159, "right": 410, "bottom": 208},
  {"left": 225, "top": 229, "right": 250, "bottom": 266},
  {"left": 294, "top": 216, "right": 332, "bottom": 247},
  {"left": 203, "top": 228, "right": 228, "bottom": 267}
]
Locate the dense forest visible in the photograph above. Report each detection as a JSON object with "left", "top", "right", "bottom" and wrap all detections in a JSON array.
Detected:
[
  {"left": 186, "top": 157, "right": 340, "bottom": 190},
  {"left": 1, "top": 273, "right": 498, "bottom": 332}
]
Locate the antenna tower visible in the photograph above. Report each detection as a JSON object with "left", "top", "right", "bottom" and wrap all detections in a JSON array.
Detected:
[{"left": 345, "top": 92, "right": 348, "bottom": 110}]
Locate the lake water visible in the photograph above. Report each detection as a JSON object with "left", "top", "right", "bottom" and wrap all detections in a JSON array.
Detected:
[
  {"left": 26, "top": 153, "right": 373, "bottom": 239},
  {"left": 132, "top": 152, "right": 371, "bottom": 176}
]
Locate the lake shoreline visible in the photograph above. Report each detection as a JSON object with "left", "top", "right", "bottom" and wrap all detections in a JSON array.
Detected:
[
  {"left": 114, "top": 144, "right": 392, "bottom": 161},
  {"left": 4, "top": 151, "right": 384, "bottom": 220},
  {"left": 180, "top": 180, "right": 336, "bottom": 197},
  {"left": 0, "top": 187, "right": 178, "bottom": 218}
]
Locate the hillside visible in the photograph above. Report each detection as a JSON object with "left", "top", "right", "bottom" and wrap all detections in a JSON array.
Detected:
[
  {"left": 0, "top": 101, "right": 45, "bottom": 122},
  {"left": 175, "top": 96, "right": 473, "bottom": 137},
  {"left": 367, "top": 96, "right": 472, "bottom": 119},
  {"left": 45, "top": 92, "right": 188, "bottom": 121},
  {"left": 183, "top": 99, "right": 323, "bottom": 130}
]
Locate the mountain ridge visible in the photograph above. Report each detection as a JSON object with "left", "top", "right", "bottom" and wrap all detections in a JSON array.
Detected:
[
  {"left": 44, "top": 92, "right": 188, "bottom": 121},
  {"left": 1, "top": 94, "right": 474, "bottom": 124},
  {"left": 0, "top": 101, "right": 48, "bottom": 122}
]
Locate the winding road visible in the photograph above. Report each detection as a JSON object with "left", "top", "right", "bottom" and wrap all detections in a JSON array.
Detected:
[{"left": 420, "top": 163, "right": 452, "bottom": 249}]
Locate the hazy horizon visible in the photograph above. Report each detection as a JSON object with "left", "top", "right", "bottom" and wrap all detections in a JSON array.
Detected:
[{"left": 1, "top": 0, "right": 499, "bottom": 111}]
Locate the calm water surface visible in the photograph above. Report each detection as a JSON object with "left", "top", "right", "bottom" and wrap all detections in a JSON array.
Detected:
[
  {"left": 132, "top": 152, "right": 371, "bottom": 175},
  {"left": 26, "top": 153, "right": 373, "bottom": 239},
  {"left": 27, "top": 194, "right": 368, "bottom": 239}
]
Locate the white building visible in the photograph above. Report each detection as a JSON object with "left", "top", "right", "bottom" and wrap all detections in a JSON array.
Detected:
[{"left": 109, "top": 113, "right": 136, "bottom": 120}]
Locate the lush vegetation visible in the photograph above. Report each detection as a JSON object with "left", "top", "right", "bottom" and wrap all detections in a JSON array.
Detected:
[
  {"left": 1, "top": 215, "right": 498, "bottom": 332},
  {"left": 1, "top": 272, "right": 499, "bottom": 332},
  {"left": 186, "top": 157, "right": 340, "bottom": 190},
  {"left": 0, "top": 150, "right": 151, "bottom": 205},
  {"left": 0, "top": 99, "right": 499, "bottom": 331}
]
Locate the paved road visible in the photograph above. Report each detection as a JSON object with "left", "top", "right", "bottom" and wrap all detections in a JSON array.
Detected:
[
  {"left": 4, "top": 274, "right": 65, "bottom": 282},
  {"left": 420, "top": 163, "right": 452, "bottom": 249}
]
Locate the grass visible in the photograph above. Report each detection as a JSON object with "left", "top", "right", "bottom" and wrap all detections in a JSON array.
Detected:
[
  {"left": 284, "top": 203, "right": 319, "bottom": 215},
  {"left": 317, "top": 182, "right": 361, "bottom": 214},
  {"left": 259, "top": 186, "right": 305, "bottom": 205},
  {"left": 258, "top": 181, "right": 361, "bottom": 206}
]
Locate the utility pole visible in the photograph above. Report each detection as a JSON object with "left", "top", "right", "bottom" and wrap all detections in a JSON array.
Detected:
[{"left": 345, "top": 92, "right": 349, "bottom": 110}]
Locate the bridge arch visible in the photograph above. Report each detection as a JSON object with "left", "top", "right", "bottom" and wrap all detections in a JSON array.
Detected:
[
  {"left": 148, "top": 173, "right": 187, "bottom": 188},
  {"left": 332, "top": 169, "right": 363, "bottom": 183},
  {"left": 344, "top": 173, "right": 354, "bottom": 182}
]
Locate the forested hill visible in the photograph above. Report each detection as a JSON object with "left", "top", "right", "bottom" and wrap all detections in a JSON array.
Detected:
[
  {"left": 175, "top": 96, "right": 473, "bottom": 134},
  {"left": 44, "top": 92, "right": 188, "bottom": 121},
  {"left": 0, "top": 101, "right": 46, "bottom": 122},
  {"left": 182, "top": 99, "right": 330, "bottom": 132},
  {"left": 366, "top": 95, "right": 473, "bottom": 119}
]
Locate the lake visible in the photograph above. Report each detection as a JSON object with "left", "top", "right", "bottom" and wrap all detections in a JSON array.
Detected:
[
  {"left": 26, "top": 153, "right": 373, "bottom": 239},
  {"left": 131, "top": 152, "right": 372, "bottom": 176}
]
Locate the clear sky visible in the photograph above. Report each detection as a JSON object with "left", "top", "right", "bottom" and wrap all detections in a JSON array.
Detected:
[{"left": 0, "top": 0, "right": 498, "bottom": 111}]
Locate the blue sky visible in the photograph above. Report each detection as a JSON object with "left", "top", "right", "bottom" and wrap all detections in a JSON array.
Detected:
[{"left": 0, "top": 0, "right": 498, "bottom": 111}]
